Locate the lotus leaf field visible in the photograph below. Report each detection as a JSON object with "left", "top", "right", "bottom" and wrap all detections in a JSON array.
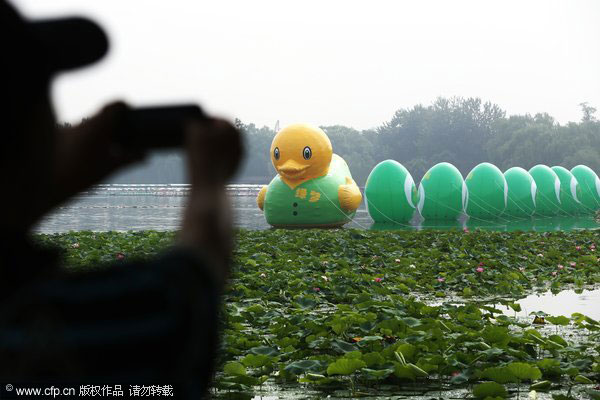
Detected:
[{"left": 35, "top": 229, "right": 600, "bottom": 399}]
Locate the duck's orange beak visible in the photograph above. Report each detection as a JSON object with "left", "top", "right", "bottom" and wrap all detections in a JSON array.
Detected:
[{"left": 277, "top": 159, "right": 309, "bottom": 179}]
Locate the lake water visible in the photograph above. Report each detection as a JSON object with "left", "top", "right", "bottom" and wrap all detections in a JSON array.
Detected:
[
  {"left": 505, "top": 288, "right": 600, "bottom": 320},
  {"left": 34, "top": 184, "right": 599, "bottom": 233}
]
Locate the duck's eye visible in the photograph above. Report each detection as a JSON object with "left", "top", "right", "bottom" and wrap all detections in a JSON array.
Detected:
[
  {"left": 274, "top": 147, "right": 280, "bottom": 160},
  {"left": 303, "top": 146, "right": 312, "bottom": 160}
]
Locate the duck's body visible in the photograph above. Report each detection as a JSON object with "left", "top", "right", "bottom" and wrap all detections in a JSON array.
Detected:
[{"left": 257, "top": 124, "right": 361, "bottom": 228}]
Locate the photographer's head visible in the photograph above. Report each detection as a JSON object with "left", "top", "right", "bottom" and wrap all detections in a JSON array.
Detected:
[
  {"left": 1, "top": 1, "right": 109, "bottom": 151},
  {"left": 0, "top": 0, "right": 110, "bottom": 229}
]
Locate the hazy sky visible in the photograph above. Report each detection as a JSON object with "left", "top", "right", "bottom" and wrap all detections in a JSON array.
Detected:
[{"left": 14, "top": 0, "right": 600, "bottom": 130}]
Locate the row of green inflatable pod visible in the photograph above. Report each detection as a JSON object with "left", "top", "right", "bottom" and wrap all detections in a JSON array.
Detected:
[{"left": 365, "top": 161, "right": 600, "bottom": 222}]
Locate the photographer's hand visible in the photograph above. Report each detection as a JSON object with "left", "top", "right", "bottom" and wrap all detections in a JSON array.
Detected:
[
  {"left": 52, "top": 102, "right": 145, "bottom": 206},
  {"left": 178, "top": 119, "right": 243, "bottom": 288}
]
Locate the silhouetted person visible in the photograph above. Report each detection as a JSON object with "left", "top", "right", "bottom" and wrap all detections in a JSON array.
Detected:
[{"left": 0, "top": 1, "right": 242, "bottom": 398}]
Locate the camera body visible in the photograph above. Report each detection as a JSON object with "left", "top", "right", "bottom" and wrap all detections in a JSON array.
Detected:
[{"left": 116, "top": 104, "right": 207, "bottom": 149}]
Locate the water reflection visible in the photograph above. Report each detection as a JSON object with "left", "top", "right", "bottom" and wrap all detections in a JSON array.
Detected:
[
  {"left": 34, "top": 185, "right": 599, "bottom": 233},
  {"left": 419, "top": 219, "right": 466, "bottom": 231},
  {"left": 503, "top": 220, "right": 535, "bottom": 232},
  {"left": 369, "top": 222, "right": 418, "bottom": 231},
  {"left": 372, "top": 216, "right": 598, "bottom": 232},
  {"left": 465, "top": 218, "right": 506, "bottom": 231},
  {"left": 532, "top": 217, "right": 562, "bottom": 232},
  {"left": 501, "top": 288, "right": 600, "bottom": 321}
]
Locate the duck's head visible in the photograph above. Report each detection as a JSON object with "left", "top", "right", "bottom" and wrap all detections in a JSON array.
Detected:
[{"left": 270, "top": 124, "right": 332, "bottom": 189}]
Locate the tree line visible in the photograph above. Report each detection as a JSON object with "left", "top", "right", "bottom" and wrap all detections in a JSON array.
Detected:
[{"left": 107, "top": 97, "right": 600, "bottom": 185}]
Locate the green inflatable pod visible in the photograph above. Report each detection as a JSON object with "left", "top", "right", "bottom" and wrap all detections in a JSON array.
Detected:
[
  {"left": 551, "top": 166, "right": 582, "bottom": 216},
  {"left": 365, "top": 160, "right": 418, "bottom": 223},
  {"left": 417, "top": 162, "right": 464, "bottom": 221},
  {"left": 571, "top": 165, "right": 600, "bottom": 214},
  {"left": 529, "top": 165, "right": 561, "bottom": 217},
  {"left": 504, "top": 167, "right": 536, "bottom": 218},
  {"left": 464, "top": 162, "right": 507, "bottom": 220}
]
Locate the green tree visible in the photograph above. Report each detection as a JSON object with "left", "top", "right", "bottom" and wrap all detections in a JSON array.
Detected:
[
  {"left": 104, "top": 98, "right": 600, "bottom": 185},
  {"left": 579, "top": 102, "right": 597, "bottom": 123}
]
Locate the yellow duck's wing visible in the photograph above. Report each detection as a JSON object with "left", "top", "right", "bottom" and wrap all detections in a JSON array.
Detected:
[
  {"left": 257, "top": 185, "right": 268, "bottom": 211},
  {"left": 338, "top": 176, "right": 362, "bottom": 212}
]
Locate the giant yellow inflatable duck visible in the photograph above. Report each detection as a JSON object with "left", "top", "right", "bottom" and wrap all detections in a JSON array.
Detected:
[{"left": 257, "top": 124, "right": 362, "bottom": 228}]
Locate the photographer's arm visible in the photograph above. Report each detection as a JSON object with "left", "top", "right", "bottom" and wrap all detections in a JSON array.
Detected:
[
  {"left": 51, "top": 102, "right": 145, "bottom": 210},
  {"left": 177, "top": 119, "right": 243, "bottom": 288},
  {"left": 8, "top": 102, "right": 144, "bottom": 233}
]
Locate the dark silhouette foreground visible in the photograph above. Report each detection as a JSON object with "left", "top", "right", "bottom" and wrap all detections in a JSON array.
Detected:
[{"left": 0, "top": 1, "right": 242, "bottom": 398}]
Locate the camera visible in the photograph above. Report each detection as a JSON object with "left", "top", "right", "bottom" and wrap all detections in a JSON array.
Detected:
[{"left": 116, "top": 104, "right": 208, "bottom": 149}]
